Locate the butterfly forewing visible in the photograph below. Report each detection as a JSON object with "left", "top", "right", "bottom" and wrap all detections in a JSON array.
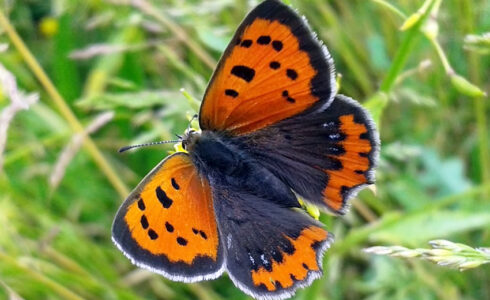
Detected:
[
  {"left": 200, "top": 0, "right": 336, "bottom": 135},
  {"left": 112, "top": 153, "right": 225, "bottom": 282}
]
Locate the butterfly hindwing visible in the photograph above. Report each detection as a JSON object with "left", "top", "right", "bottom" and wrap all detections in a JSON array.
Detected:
[
  {"left": 112, "top": 153, "right": 225, "bottom": 281},
  {"left": 236, "top": 95, "right": 379, "bottom": 214},
  {"left": 200, "top": 0, "right": 336, "bottom": 135},
  {"left": 213, "top": 186, "right": 332, "bottom": 300}
]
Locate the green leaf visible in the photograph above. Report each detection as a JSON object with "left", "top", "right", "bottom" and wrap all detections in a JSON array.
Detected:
[
  {"left": 418, "top": 149, "right": 472, "bottom": 196},
  {"left": 364, "top": 92, "right": 389, "bottom": 125},
  {"left": 76, "top": 90, "right": 186, "bottom": 110},
  {"left": 196, "top": 27, "right": 230, "bottom": 52},
  {"left": 53, "top": 14, "right": 81, "bottom": 103},
  {"left": 371, "top": 211, "right": 490, "bottom": 246},
  {"left": 450, "top": 74, "right": 487, "bottom": 98}
]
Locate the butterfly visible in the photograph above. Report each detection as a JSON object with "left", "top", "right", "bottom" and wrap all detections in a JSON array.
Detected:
[{"left": 112, "top": 0, "right": 379, "bottom": 299}]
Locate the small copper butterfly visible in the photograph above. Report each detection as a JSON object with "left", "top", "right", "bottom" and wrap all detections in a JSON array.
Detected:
[{"left": 112, "top": 1, "right": 379, "bottom": 299}]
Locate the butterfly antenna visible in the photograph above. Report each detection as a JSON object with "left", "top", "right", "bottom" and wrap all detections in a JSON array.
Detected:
[
  {"left": 119, "top": 140, "right": 179, "bottom": 153},
  {"left": 187, "top": 114, "right": 198, "bottom": 132}
]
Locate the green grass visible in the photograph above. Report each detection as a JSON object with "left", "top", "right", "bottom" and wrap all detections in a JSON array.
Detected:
[{"left": 0, "top": 0, "right": 489, "bottom": 299}]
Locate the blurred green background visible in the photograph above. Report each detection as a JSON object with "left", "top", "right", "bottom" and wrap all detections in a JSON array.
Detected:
[{"left": 0, "top": 0, "right": 489, "bottom": 299}]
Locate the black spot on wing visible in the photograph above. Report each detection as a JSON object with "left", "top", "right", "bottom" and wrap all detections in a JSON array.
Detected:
[
  {"left": 257, "top": 35, "right": 271, "bottom": 45},
  {"left": 171, "top": 178, "right": 180, "bottom": 190},
  {"left": 177, "top": 237, "right": 188, "bottom": 246},
  {"left": 270, "top": 61, "right": 281, "bottom": 69},
  {"left": 192, "top": 228, "right": 208, "bottom": 240},
  {"left": 302, "top": 263, "right": 309, "bottom": 270},
  {"left": 156, "top": 187, "right": 173, "bottom": 208},
  {"left": 225, "top": 89, "right": 239, "bottom": 98},
  {"left": 286, "top": 69, "right": 298, "bottom": 80},
  {"left": 137, "top": 198, "right": 145, "bottom": 211},
  {"left": 165, "top": 222, "right": 174, "bottom": 233},
  {"left": 272, "top": 40, "right": 283, "bottom": 52},
  {"left": 148, "top": 229, "right": 158, "bottom": 240},
  {"left": 231, "top": 65, "right": 255, "bottom": 82},
  {"left": 281, "top": 90, "right": 296, "bottom": 103},
  {"left": 140, "top": 215, "right": 149, "bottom": 229},
  {"left": 241, "top": 39, "right": 252, "bottom": 48}
]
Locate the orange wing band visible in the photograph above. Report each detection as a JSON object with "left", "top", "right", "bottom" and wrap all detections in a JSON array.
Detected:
[
  {"left": 323, "top": 114, "right": 373, "bottom": 211},
  {"left": 251, "top": 226, "right": 328, "bottom": 291}
]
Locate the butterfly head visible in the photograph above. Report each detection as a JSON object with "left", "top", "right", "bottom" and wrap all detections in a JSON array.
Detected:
[{"left": 181, "top": 128, "right": 201, "bottom": 151}]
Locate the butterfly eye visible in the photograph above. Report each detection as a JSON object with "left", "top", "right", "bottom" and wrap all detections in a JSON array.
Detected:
[{"left": 182, "top": 129, "right": 200, "bottom": 151}]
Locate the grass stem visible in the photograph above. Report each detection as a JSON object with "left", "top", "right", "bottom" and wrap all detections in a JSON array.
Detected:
[
  {"left": 0, "top": 251, "right": 85, "bottom": 300},
  {"left": 379, "top": 0, "right": 437, "bottom": 93},
  {"left": 0, "top": 9, "right": 129, "bottom": 197},
  {"left": 131, "top": 0, "right": 217, "bottom": 69}
]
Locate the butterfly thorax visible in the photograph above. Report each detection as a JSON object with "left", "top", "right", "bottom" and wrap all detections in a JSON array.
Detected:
[
  {"left": 185, "top": 130, "right": 300, "bottom": 208},
  {"left": 184, "top": 130, "right": 244, "bottom": 177}
]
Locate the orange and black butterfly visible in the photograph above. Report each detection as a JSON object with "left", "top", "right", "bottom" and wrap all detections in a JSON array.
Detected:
[{"left": 112, "top": 0, "right": 379, "bottom": 299}]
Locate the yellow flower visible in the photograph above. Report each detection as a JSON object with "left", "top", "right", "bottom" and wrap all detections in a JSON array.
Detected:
[{"left": 39, "top": 17, "right": 59, "bottom": 38}]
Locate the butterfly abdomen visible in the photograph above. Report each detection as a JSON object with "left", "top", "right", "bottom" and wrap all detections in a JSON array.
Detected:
[{"left": 190, "top": 131, "right": 299, "bottom": 208}]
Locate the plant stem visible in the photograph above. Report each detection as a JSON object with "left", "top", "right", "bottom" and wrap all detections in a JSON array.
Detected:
[
  {"left": 379, "top": 0, "right": 437, "bottom": 93},
  {"left": 132, "top": 0, "right": 217, "bottom": 69},
  {"left": 0, "top": 251, "right": 84, "bottom": 300},
  {"left": 460, "top": 0, "right": 489, "bottom": 187},
  {"left": 332, "top": 182, "right": 490, "bottom": 255},
  {"left": 313, "top": 0, "right": 373, "bottom": 96},
  {"left": 0, "top": 9, "right": 129, "bottom": 197},
  {"left": 429, "top": 37, "right": 454, "bottom": 74},
  {"left": 371, "top": 0, "right": 407, "bottom": 19}
]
